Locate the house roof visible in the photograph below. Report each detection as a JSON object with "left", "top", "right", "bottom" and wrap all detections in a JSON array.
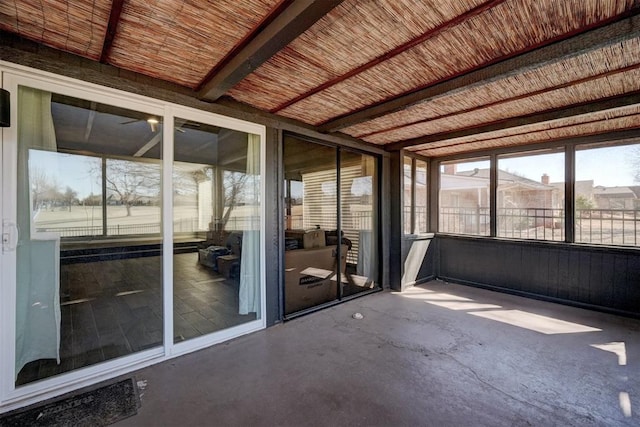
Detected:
[
  {"left": 1, "top": 0, "right": 639, "bottom": 157},
  {"left": 593, "top": 186, "right": 638, "bottom": 198},
  {"left": 456, "top": 168, "right": 553, "bottom": 190}
]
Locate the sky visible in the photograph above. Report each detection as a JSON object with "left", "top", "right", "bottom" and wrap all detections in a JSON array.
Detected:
[
  {"left": 30, "top": 150, "right": 101, "bottom": 199},
  {"left": 452, "top": 144, "right": 638, "bottom": 187}
]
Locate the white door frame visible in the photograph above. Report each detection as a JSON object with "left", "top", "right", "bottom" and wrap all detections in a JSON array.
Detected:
[{"left": 0, "top": 62, "right": 266, "bottom": 413}]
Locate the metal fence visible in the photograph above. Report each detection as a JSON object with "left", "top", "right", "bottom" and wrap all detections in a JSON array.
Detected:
[
  {"left": 36, "top": 216, "right": 261, "bottom": 237},
  {"left": 39, "top": 208, "right": 640, "bottom": 246},
  {"left": 439, "top": 206, "right": 639, "bottom": 246},
  {"left": 497, "top": 207, "right": 564, "bottom": 241},
  {"left": 576, "top": 208, "right": 639, "bottom": 246},
  {"left": 439, "top": 207, "right": 490, "bottom": 236},
  {"left": 404, "top": 206, "right": 428, "bottom": 234},
  {"left": 36, "top": 223, "right": 161, "bottom": 237}
]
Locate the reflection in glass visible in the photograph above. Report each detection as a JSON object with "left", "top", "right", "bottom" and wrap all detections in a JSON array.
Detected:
[
  {"left": 497, "top": 150, "right": 565, "bottom": 241},
  {"left": 283, "top": 137, "right": 339, "bottom": 315},
  {"left": 29, "top": 151, "right": 103, "bottom": 237},
  {"left": 105, "top": 159, "right": 161, "bottom": 235},
  {"left": 173, "top": 119, "right": 260, "bottom": 343},
  {"left": 283, "top": 136, "right": 379, "bottom": 315},
  {"left": 16, "top": 87, "right": 163, "bottom": 386},
  {"left": 340, "top": 150, "right": 378, "bottom": 296},
  {"left": 439, "top": 158, "right": 491, "bottom": 236}
]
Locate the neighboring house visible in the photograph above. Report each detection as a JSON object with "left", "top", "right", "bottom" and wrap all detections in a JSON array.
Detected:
[
  {"left": 593, "top": 186, "right": 640, "bottom": 209},
  {"left": 443, "top": 168, "right": 560, "bottom": 210},
  {"left": 441, "top": 168, "right": 562, "bottom": 233}
]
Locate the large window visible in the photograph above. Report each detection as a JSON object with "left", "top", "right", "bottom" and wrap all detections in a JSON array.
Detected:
[
  {"left": 576, "top": 142, "right": 640, "bottom": 246},
  {"left": 439, "top": 158, "right": 490, "bottom": 236},
  {"left": 30, "top": 96, "right": 163, "bottom": 238},
  {"left": 497, "top": 150, "right": 565, "bottom": 241},
  {"left": 436, "top": 140, "right": 640, "bottom": 248}
]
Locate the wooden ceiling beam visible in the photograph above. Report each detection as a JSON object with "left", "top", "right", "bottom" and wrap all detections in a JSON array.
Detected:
[
  {"left": 198, "top": 0, "right": 344, "bottom": 102},
  {"left": 318, "top": 12, "right": 640, "bottom": 133},
  {"left": 414, "top": 129, "right": 640, "bottom": 159},
  {"left": 99, "top": 0, "right": 126, "bottom": 63},
  {"left": 357, "top": 62, "right": 640, "bottom": 140},
  {"left": 385, "top": 92, "right": 640, "bottom": 151},
  {"left": 270, "top": 0, "right": 505, "bottom": 113}
]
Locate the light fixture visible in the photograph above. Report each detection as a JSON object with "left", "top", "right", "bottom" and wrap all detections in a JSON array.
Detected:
[
  {"left": 0, "top": 89, "right": 9, "bottom": 127},
  {"left": 147, "top": 117, "right": 159, "bottom": 133}
]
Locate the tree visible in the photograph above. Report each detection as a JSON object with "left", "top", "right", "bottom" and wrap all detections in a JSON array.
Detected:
[
  {"left": 30, "top": 166, "right": 50, "bottom": 210},
  {"left": 221, "top": 171, "right": 248, "bottom": 227},
  {"left": 30, "top": 167, "right": 62, "bottom": 210},
  {"left": 63, "top": 186, "right": 78, "bottom": 212},
  {"left": 82, "top": 192, "right": 102, "bottom": 206},
  {"left": 576, "top": 195, "right": 595, "bottom": 210},
  {"left": 102, "top": 159, "right": 161, "bottom": 216}
]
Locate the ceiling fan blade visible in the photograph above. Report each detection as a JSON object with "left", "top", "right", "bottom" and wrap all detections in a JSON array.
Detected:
[{"left": 120, "top": 119, "right": 139, "bottom": 125}]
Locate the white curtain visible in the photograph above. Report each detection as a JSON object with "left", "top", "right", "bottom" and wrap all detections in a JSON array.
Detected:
[
  {"left": 15, "top": 86, "right": 61, "bottom": 378},
  {"left": 238, "top": 134, "right": 260, "bottom": 315}
]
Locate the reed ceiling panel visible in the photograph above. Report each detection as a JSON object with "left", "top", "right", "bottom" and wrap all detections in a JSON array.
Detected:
[
  {"left": 226, "top": 0, "right": 488, "bottom": 111},
  {"left": 267, "top": 0, "right": 636, "bottom": 125},
  {"left": 107, "top": 0, "right": 282, "bottom": 88},
  {"left": 362, "top": 68, "right": 640, "bottom": 144},
  {"left": 412, "top": 106, "right": 640, "bottom": 156},
  {"left": 0, "top": 0, "right": 111, "bottom": 60},
  {"left": 342, "top": 38, "right": 640, "bottom": 139}
]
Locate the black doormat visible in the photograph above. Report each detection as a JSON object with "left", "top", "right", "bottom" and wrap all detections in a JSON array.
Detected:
[{"left": 0, "top": 377, "right": 139, "bottom": 427}]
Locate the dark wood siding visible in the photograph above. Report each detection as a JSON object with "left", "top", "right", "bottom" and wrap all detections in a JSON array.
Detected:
[{"left": 437, "top": 235, "right": 640, "bottom": 316}]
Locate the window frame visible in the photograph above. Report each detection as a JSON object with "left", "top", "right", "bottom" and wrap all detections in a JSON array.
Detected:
[
  {"left": 403, "top": 153, "right": 430, "bottom": 236},
  {"left": 495, "top": 148, "right": 566, "bottom": 242},
  {"left": 433, "top": 134, "right": 640, "bottom": 250},
  {"left": 438, "top": 156, "right": 491, "bottom": 236}
]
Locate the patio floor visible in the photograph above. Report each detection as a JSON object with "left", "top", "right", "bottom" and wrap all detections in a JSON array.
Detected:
[{"left": 115, "top": 280, "right": 640, "bottom": 426}]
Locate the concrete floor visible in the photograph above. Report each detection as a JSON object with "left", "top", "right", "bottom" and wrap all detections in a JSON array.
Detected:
[{"left": 116, "top": 280, "right": 640, "bottom": 426}]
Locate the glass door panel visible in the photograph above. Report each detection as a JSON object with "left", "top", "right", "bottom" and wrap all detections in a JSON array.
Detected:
[
  {"left": 283, "top": 137, "right": 339, "bottom": 315},
  {"left": 15, "top": 87, "right": 163, "bottom": 385},
  {"left": 173, "top": 119, "right": 260, "bottom": 342},
  {"left": 340, "top": 150, "right": 379, "bottom": 296}
]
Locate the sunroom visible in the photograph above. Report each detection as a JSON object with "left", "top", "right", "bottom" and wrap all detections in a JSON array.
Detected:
[{"left": 0, "top": 0, "right": 639, "bottom": 415}]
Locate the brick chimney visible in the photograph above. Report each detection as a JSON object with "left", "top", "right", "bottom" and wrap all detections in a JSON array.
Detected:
[
  {"left": 443, "top": 164, "right": 457, "bottom": 175},
  {"left": 541, "top": 173, "right": 550, "bottom": 185}
]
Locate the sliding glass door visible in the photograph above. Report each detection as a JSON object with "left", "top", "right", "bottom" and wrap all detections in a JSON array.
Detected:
[
  {"left": 172, "top": 118, "right": 261, "bottom": 342},
  {"left": 283, "top": 135, "right": 379, "bottom": 316},
  {"left": 0, "top": 70, "right": 265, "bottom": 402},
  {"left": 13, "top": 86, "right": 164, "bottom": 385}
]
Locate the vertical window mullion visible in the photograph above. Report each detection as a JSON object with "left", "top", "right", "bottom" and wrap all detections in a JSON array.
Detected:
[
  {"left": 411, "top": 158, "right": 416, "bottom": 234},
  {"left": 565, "top": 144, "right": 575, "bottom": 243},
  {"left": 336, "top": 147, "right": 342, "bottom": 300},
  {"left": 489, "top": 153, "right": 497, "bottom": 237},
  {"left": 101, "top": 156, "right": 107, "bottom": 236}
]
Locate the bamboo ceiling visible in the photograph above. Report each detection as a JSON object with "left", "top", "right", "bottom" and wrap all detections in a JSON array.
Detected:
[{"left": 1, "top": 0, "right": 639, "bottom": 157}]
